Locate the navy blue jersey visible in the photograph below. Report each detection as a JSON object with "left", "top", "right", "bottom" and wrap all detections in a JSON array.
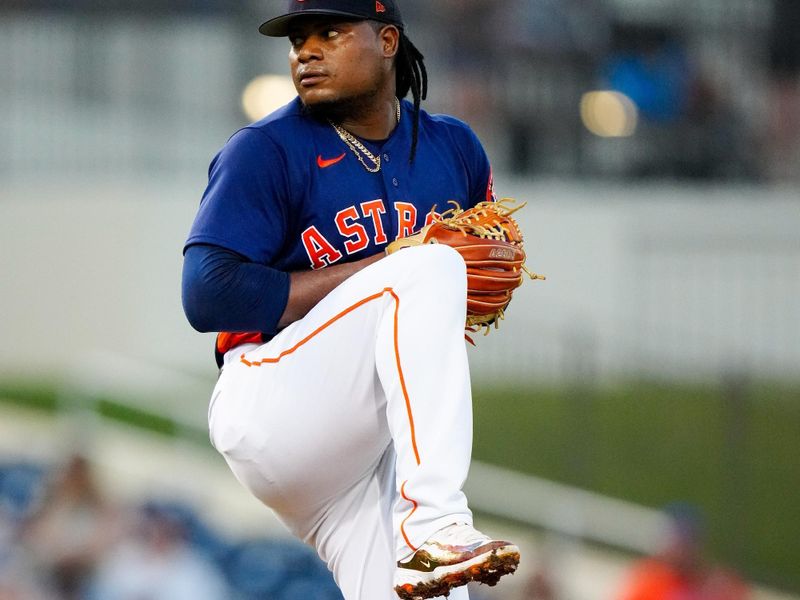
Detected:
[
  {"left": 186, "top": 97, "right": 494, "bottom": 272},
  {"left": 185, "top": 97, "right": 495, "bottom": 359}
]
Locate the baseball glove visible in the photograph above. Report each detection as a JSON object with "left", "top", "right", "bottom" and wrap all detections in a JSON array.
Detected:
[{"left": 386, "top": 198, "right": 545, "bottom": 334}]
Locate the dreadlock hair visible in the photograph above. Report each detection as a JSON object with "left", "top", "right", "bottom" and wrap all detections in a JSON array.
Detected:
[{"left": 395, "top": 32, "right": 428, "bottom": 163}]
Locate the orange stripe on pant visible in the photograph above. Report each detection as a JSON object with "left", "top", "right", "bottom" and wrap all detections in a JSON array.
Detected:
[
  {"left": 400, "top": 480, "right": 420, "bottom": 553},
  {"left": 239, "top": 287, "right": 421, "bottom": 466}
]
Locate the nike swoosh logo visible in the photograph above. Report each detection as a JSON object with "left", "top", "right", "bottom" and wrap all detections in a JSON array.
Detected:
[
  {"left": 317, "top": 153, "right": 346, "bottom": 169},
  {"left": 420, "top": 559, "right": 431, "bottom": 569}
]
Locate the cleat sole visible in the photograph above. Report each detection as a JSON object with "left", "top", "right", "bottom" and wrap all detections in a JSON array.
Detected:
[{"left": 394, "top": 546, "right": 519, "bottom": 600}]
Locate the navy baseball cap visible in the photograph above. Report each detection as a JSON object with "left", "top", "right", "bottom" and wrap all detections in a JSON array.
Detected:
[{"left": 259, "top": 0, "right": 405, "bottom": 37}]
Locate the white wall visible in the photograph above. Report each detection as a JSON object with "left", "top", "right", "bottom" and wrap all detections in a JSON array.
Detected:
[{"left": 485, "top": 179, "right": 800, "bottom": 382}]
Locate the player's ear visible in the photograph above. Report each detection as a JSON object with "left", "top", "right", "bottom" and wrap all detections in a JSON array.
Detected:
[{"left": 379, "top": 24, "right": 400, "bottom": 59}]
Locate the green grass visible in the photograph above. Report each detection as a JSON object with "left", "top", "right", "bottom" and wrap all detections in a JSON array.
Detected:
[
  {"left": 0, "top": 381, "right": 59, "bottom": 412},
  {"left": 0, "top": 380, "right": 208, "bottom": 445},
  {"left": 473, "top": 380, "right": 800, "bottom": 592}
]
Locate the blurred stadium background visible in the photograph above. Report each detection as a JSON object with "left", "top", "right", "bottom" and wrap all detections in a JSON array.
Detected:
[{"left": 1, "top": 0, "right": 798, "bottom": 598}]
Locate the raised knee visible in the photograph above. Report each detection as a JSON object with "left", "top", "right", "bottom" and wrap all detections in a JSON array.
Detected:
[
  {"left": 427, "top": 243, "right": 467, "bottom": 272},
  {"left": 405, "top": 243, "right": 465, "bottom": 271},
  {"left": 393, "top": 244, "right": 467, "bottom": 297}
]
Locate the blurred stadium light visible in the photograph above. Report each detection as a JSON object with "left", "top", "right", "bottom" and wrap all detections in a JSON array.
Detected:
[
  {"left": 242, "top": 74, "right": 297, "bottom": 122},
  {"left": 580, "top": 91, "right": 639, "bottom": 137}
]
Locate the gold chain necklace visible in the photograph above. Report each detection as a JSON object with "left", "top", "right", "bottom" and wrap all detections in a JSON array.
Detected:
[{"left": 329, "top": 98, "right": 401, "bottom": 173}]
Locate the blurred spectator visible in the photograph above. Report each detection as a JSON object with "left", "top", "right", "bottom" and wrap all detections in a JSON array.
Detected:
[
  {"left": 764, "top": 0, "right": 800, "bottom": 182},
  {"left": 1, "top": 503, "right": 51, "bottom": 600},
  {"left": 21, "top": 455, "right": 121, "bottom": 600},
  {"left": 520, "top": 565, "right": 557, "bottom": 600},
  {"left": 617, "top": 504, "right": 749, "bottom": 600},
  {"left": 600, "top": 24, "right": 752, "bottom": 179},
  {"left": 0, "top": 554, "right": 54, "bottom": 600},
  {"left": 678, "top": 72, "right": 754, "bottom": 180},
  {"left": 90, "top": 502, "right": 229, "bottom": 600},
  {"left": 603, "top": 26, "right": 691, "bottom": 125}
]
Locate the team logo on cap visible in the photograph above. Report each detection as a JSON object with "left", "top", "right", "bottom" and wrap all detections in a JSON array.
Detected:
[{"left": 376, "top": 1, "right": 386, "bottom": 13}]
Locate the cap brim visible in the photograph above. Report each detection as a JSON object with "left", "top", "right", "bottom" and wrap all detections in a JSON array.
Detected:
[{"left": 259, "top": 10, "right": 368, "bottom": 37}]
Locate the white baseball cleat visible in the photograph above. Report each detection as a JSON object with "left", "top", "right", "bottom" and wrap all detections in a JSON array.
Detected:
[{"left": 394, "top": 523, "right": 520, "bottom": 600}]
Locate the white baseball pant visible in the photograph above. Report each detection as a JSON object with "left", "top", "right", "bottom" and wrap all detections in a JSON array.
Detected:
[{"left": 209, "top": 244, "right": 474, "bottom": 600}]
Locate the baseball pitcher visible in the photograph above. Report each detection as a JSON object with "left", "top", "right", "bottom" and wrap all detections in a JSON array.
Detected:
[{"left": 182, "top": 1, "right": 540, "bottom": 598}]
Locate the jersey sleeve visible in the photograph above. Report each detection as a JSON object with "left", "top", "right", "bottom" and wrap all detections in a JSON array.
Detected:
[
  {"left": 185, "top": 127, "right": 290, "bottom": 264},
  {"left": 459, "top": 125, "right": 496, "bottom": 208}
]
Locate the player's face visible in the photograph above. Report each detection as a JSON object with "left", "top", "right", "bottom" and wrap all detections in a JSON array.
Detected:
[{"left": 288, "top": 18, "right": 394, "bottom": 110}]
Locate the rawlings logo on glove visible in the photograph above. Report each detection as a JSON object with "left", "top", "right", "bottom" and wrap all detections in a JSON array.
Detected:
[{"left": 386, "top": 198, "right": 545, "bottom": 335}]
